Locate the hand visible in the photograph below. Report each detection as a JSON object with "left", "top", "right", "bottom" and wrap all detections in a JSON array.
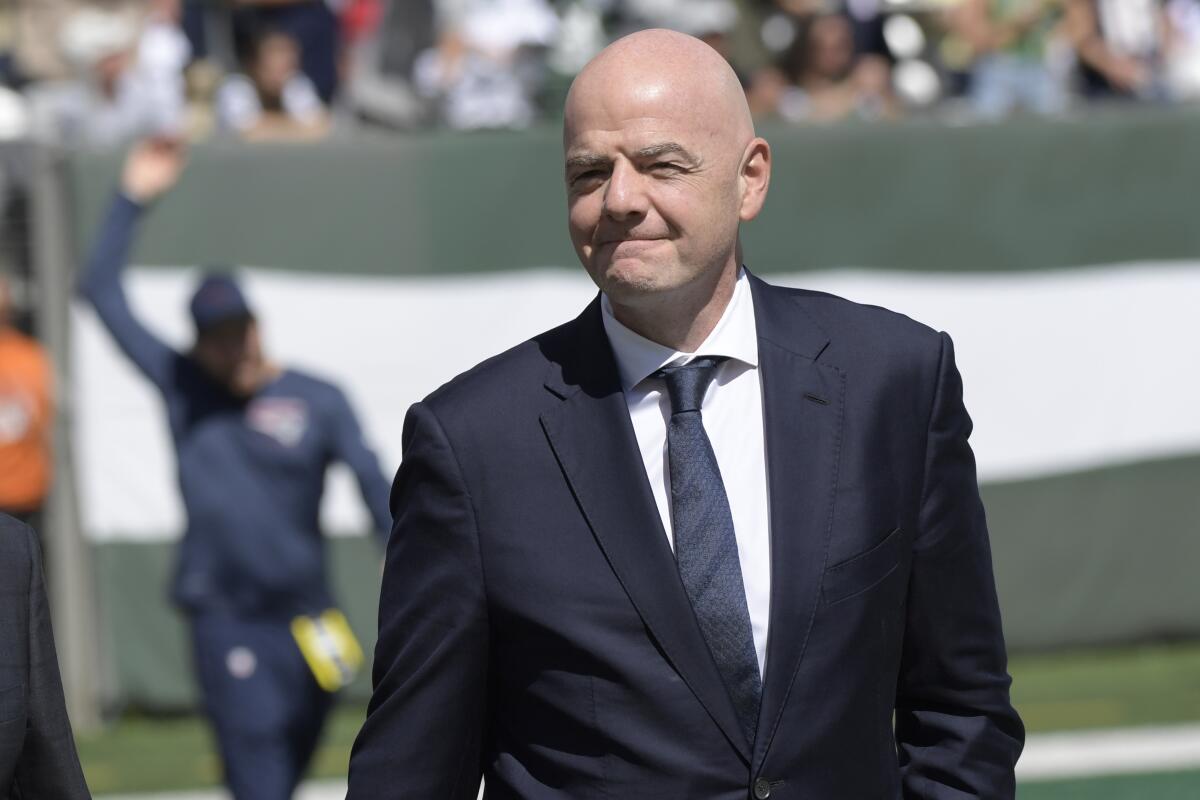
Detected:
[{"left": 121, "top": 137, "right": 188, "bottom": 204}]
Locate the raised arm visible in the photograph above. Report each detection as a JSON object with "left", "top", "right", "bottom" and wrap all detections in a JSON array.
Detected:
[
  {"left": 346, "top": 402, "right": 489, "bottom": 799},
  {"left": 327, "top": 386, "right": 392, "bottom": 542},
  {"left": 77, "top": 139, "right": 188, "bottom": 392},
  {"left": 896, "top": 333, "right": 1025, "bottom": 798}
]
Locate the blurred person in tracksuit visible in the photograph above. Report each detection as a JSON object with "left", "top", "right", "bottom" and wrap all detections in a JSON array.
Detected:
[{"left": 78, "top": 137, "right": 392, "bottom": 800}]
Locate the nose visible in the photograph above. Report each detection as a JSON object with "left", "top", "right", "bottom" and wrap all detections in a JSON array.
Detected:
[{"left": 602, "top": 161, "right": 648, "bottom": 222}]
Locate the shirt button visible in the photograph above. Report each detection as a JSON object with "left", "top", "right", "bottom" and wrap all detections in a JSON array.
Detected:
[{"left": 753, "top": 778, "right": 772, "bottom": 799}]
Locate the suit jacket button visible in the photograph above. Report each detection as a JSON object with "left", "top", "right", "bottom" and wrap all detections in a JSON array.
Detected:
[{"left": 753, "top": 778, "right": 772, "bottom": 799}]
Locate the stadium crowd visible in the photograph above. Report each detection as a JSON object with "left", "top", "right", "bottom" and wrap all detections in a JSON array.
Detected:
[{"left": 0, "top": 0, "right": 1197, "bottom": 145}]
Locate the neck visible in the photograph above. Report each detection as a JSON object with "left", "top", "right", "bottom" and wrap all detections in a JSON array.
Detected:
[{"left": 610, "top": 260, "right": 740, "bottom": 352}]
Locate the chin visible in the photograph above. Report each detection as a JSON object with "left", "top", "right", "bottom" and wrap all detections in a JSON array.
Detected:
[
  {"left": 230, "top": 371, "right": 258, "bottom": 397},
  {"left": 228, "top": 381, "right": 253, "bottom": 398},
  {"left": 595, "top": 257, "right": 678, "bottom": 299}
]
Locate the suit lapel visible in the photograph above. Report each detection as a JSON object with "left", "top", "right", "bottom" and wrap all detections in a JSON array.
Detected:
[
  {"left": 747, "top": 275, "right": 845, "bottom": 769},
  {"left": 539, "top": 299, "right": 753, "bottom": 764}
]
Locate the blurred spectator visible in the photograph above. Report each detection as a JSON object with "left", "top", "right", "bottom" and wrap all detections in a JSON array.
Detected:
[
  {"left": 618, "top": 0, "right": 740, "bottom": 40},
  {"left": 1064, "top": 0, "right": 1168, "bottom": 98},
  {"left": 944, "top": 0, "right": 1068, "bottom": 117},
  {"left": 413, "top": 0, "right": 558, "bottom": 130},
  {"left": 341, "top": 0, "right": 433, "bottom": 130},
  {"left": 9, "top": 0, "right": 126, "bottom": 85},
  {"left": 26, "top": 0, "right": 190, "bottom": 146},
  {"left": 5, "top": 0, "right": 1198, "bottom": 137},
  {"left": 620, "top": 0, "right": 748, "bottom": 84},
  {"left": 0, "top": 276, "right": 53, "bottom": 537},
  {"left": 545, "top": 0, "right": 609, "bottom": 78},
  {"left": 232, "top": 0, "right": 341, "bottom": 103},
  {"left": 752, "top": 11, "right": 896, "bottom": 122},
  {"left": 1165, "top": 0, "right": 1200, "bottom": 97},
  {"left": 215, "top": 27, "right": 330, "bottom": 141},
  {"left": 179, "top": 0, "right": 210, "bottom": 60},
  {"left": 775, "top": 0, "right": 832, "bottom": 17},
  {"left": 0, "top": 3, "right": 15, "bottom": 87},
  {"left": 181, "top": 56, "right": 221, "bottom": 140},
  {"left": 842, "top": 0, "right": 892, "bottom": 60},
  {"left": 0, "top": 86, "right": 31, "bottom": 141}
]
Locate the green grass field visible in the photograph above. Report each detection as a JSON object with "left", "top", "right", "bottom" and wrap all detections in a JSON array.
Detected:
[
  {"left": 77, "top": 641, "right": 1200, "bottom": 796},
  {"left": 1021, "top": 769, "right": 1200, "bottom": 799},
  {"left": 1008, "top": 641, "right": 1200, "bottom": 732}
]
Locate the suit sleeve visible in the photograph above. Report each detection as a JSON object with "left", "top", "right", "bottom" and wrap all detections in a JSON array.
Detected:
[
  {"left": 13, "top": 524, "right": 91, "bottom": 799},
  {"left": 895, "top": 332, "right": 1025, "bottom": 799},
  {"left": 77, "top": 192, "right": 179, "bottom": 392},
  {"left": 346, "top": 402, "right": 488, "bottom": 799}
]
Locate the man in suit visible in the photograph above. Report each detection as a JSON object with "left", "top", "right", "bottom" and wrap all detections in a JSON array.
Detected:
[
  {"left": 0, "top": 514, "right": 91, "bottom": 798},
  {"left": 348, "top": 29, "right": 1024, "bottom": 799}
]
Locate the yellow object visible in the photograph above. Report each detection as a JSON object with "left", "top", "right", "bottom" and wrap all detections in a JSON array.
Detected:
[{"left": 290, "top": 609, "right": 364, "bottom": 693}]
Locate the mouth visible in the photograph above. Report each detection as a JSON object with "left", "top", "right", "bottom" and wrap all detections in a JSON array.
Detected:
[{"left": 597, "top": 237, "right": 666, "bottom": 250}]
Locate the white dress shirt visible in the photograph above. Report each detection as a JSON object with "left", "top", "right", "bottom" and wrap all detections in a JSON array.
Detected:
[{"left": 601, "top": 270, "right": 772, "bottom": 676}]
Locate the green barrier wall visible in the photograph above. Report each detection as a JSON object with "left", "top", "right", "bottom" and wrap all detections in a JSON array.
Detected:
[{"left": 71, "top": 109, "right": 1200, "bottom": 277}]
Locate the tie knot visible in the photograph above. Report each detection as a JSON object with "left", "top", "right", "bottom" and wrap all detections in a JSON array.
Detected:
[{"left": 652, "top": 356, "right": 725, "bottom": 414}]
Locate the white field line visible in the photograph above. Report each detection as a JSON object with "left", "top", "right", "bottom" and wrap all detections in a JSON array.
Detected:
[
  {"left": 1016, "top": 723, "right": 1200, "bottom": 781},
  {"left": 95, "top": 723, "right": 1200, "bottom": 797},
  {"left": 96, "top": 781, "right": 346, "bottom": 800},
  {"left": 94, "top": 780, "right": 474, "bottom": 800}
]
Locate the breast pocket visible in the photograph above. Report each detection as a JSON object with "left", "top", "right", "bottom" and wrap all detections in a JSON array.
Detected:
[
  {"left": 821, "top": 527, "right": 907, "bottom": 607},
  {"left": 0, "top": 683, "right": 25, "bottom": 725}
]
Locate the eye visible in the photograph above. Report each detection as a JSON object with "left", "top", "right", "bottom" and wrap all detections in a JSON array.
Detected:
[
  {"left": 570, "top": 169, "right": 606, "bottom": 187},
  {"left": 649, "top": 162, "right": 683, "bottom": 174}
]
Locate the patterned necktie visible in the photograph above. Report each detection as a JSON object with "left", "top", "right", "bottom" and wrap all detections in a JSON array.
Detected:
[{"left": 652, "top": 356, "right": 762, "bottom": 746}]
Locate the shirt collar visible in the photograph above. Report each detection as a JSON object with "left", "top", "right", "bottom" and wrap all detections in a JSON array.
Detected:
[{"left": 600, "top": 268, "right": 759, "bottom": 393}]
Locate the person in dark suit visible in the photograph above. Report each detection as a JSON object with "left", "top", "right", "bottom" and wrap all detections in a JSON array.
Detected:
[
  {"left": 348, "top": 28, "right": 1024, "bottom": 799},
  {"left": 0, "top": 514, "right": 91, "bottom": 798}
]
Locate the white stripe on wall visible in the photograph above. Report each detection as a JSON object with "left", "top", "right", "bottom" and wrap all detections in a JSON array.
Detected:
[{"left": 73, "top": 262, "right": 1200, "bottom": 540}]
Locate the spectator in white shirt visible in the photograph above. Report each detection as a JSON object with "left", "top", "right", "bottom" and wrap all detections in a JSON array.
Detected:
[
  {"left": 28, "top": 0, "right": 190, "bottom": 146},
  {"left": 215, "top": 27, "right": 329, "bottom": 141},
  {"left": 413, "top": 0, "right": 558, "bottom": 130}
]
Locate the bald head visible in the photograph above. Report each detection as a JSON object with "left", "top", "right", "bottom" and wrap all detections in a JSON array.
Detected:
[
  {"left": 565, "top": 29, "right": 754, "bottom": 150},
  {"left": 561, "top": 30, "right": 771, "bottom": 349}
]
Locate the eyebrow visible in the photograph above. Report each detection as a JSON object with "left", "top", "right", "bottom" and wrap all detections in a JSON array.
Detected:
[
  {"left": 632, "top": 142, "right": 698, "bottom": 164},
  {"left": 564, "top": 152, "right": 610, "bottom": 172},
  {"left": 564, "top": 142, "right": 700, "bottom": 174}
]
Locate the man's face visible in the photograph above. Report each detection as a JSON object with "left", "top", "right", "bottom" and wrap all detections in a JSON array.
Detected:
[
  {"left": 193, "top": 316, "right": 265, "bottom": 397},
  {"left": 564, "top": 85, "right": 747, "bottom": 307}
]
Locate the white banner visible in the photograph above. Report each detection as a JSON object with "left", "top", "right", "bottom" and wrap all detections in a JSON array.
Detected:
[{"left": 73, "top": 262, "right": 1200, "bottom": 541}]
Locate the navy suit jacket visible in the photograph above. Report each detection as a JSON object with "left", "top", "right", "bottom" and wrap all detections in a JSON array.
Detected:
[
  {"left": 0, "top": 515, "right": 91, "bottom": 799},
  {"left": 348, "top": 274, "right": 1024, "bottom": 799}
]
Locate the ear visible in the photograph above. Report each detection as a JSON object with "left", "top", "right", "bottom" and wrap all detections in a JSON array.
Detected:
[{"left": 737, "top": 137, "right": 771, "bottom": 222}]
